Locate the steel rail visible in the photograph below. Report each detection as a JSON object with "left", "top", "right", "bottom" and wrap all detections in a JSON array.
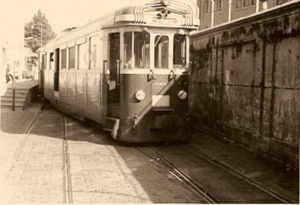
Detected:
[
  {"left": 25, "top": 102, "right": 45, "bottom": 134},
  {"left": 136, "top": 147, "right": 218, "bottom": 203},
  {"left": 62, "top": 115, "right": 73, "bottom": 203},
  {"left": 183, "top": 145, "right": 292, "bottom": 204}
]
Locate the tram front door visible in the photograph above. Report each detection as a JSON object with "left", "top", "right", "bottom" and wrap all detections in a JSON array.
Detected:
[{"left": 107, "top": 32, "right": 120, "bottom": 117}]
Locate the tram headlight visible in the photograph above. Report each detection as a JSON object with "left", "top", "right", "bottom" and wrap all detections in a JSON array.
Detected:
[
  {"left": 178, "top": 90, "right": 188, "bottom": 100},
  {"left": 135, "top": 90, "right": 146, "bottom": 101}
]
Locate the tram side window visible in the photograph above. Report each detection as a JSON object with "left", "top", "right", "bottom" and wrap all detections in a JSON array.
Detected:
[
  {"left": 173, "top": 34, "right": 186, "bottom": 69},
  {"left": 90, "top": 36, "right": 98, "bottom": 69},
  {"left": 49, "top": 52, "right": 54, "bottom": 70},
  {"left": 69, "top": 46, "right": 75, "bottom": 69},
  {"left": 61, "top": 49, "right": 67, "bottom": 69},
  {"left": 155, "top": 35, "right": 169, "bottom": 69},
  {"left": 91, "top": 44, "right": 97, "bottom": 68},
  {"left": 78, "top": 43, "right": 88, "bottom": 69}
]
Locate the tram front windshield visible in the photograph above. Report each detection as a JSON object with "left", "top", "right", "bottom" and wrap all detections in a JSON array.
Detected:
[
  {"left": 123, "top": 31, "right": 187, "bottom": 69},
  {"left": 124, "top": 32, "right": 150, "bottom": 69}
]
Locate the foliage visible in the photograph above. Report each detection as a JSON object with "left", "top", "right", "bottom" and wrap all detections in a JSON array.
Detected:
[{"left": 24, "top": 9, "right": 56, "bottom": 53}]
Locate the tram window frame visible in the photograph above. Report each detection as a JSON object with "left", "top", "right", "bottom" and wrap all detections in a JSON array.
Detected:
[
  {"left": 77, "top": 43, "right": 88, "bottom": 69},
  {"left": 68, "top": 46, "right": 76, "bottom": 69},
  {"left": 61, "top": 48, "right": 67, "bottom": 69},
  {"left": 49, "top": 52, "right": 54, "bottom": 70},
  {"left": 173, "top": 34, "right": 187, "bottom": 69},
  {"left": 89, "top": 35, "right": 99, "bottom": 69},
  {"left": 135, "top": 32, "right": 150, "bottom": 69},
  {"left": 154, "top": 35, "right": 169, "bottom": 69},
  {"left": 124, "top": 32, "right": 133, "bottom": 69},
  {"left": 124, "top": 31, "right": 150, "bottom": 69}
]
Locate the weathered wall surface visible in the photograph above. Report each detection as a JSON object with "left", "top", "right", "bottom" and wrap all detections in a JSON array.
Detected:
[{"left": 190, "top": 1, "right": 300, "bottom": 170}]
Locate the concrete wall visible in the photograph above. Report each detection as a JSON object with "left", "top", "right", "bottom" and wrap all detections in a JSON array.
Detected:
[{"left": 190, "top": 1, "right": 300, "bottom": 170}]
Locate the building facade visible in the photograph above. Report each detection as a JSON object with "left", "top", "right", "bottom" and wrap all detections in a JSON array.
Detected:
[
  {"left": 197, "top": 0, "right": 292, "bottom": 30},
  {"left": 0, "top": 14, "right": 25, "bottom": 84}
]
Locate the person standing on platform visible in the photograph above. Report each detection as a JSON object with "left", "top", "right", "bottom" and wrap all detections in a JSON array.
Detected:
[{"left": 5, "top": 64, "right": 14, "bottom": 83}]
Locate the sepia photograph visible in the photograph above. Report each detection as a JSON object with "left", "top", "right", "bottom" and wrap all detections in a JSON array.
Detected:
[{"left": 0, "top": 0, "right": 299, "bottom": 203}]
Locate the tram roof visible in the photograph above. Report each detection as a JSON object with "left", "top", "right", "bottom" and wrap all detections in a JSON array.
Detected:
[{"left": 42, "top": 0, "right": 199, "bottom": 50}]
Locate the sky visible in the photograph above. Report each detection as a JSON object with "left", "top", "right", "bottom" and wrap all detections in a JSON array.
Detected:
[{"left": 0, "top": 0, "right": 197, "bottom": 35}]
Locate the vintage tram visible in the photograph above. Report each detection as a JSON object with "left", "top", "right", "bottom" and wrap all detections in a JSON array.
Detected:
[{"left": 39, "top": 0, "right": 199, "bottom": 142}]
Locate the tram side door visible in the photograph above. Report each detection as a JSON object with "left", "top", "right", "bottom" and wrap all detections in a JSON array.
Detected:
[
  {"left": 107, "top": 33, "right": 120, "bottom": 117},
  {"left": 39, "top": 53, "right": 45, "bottom": 96},
  {"left": 54, "top": 48, "right": 60, "bottom": 92}
]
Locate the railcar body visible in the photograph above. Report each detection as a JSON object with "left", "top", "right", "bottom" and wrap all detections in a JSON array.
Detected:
[{"left": 39, "top": 0, "right": 199, "bottom": 142}]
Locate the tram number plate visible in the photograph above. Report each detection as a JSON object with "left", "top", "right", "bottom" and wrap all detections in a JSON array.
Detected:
[{"left": 152, "top": 18, "right": 177, "bottom": 25}]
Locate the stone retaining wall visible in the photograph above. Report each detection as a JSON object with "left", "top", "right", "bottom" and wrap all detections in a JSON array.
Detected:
[{"left": 190, "top": 1, "right": 300, "bottom": 170}]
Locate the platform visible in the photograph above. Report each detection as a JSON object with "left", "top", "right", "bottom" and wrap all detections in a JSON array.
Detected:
[{"left": 0, "top": 80, "right": 39, "bottom": 110}]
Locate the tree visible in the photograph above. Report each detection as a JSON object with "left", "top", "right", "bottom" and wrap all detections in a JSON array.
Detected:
[{"left": 24, "top": 10, "right": 56, "bottom": 53}]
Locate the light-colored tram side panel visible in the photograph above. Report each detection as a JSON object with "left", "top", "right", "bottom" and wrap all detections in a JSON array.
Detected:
[
  {"left": 41, "top": 51, "right": 54, "bottom": 100},
  {"left": 43, "top": 32, "right": 105, "bottom": 124}
]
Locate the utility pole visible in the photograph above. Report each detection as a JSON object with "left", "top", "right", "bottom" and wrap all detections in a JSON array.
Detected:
[
  {"left": 40, "top": 24, "right": 43, "bottom": 48},
  {"left": 12, "top": 64, "right": 15, "bottom": 111}
]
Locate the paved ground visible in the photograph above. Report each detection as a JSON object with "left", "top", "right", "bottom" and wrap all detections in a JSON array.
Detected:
[
  {"left": 0, "top": 98, "right": 298, "bottom": 203},
  {"left": 0, "top": 103, "right": 204, "bottom": 203}
]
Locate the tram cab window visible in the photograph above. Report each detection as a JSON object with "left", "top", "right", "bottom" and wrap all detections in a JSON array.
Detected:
[
  {"left": 173, "top": 34, "right": 187, "bottom": 69},
  {"left": 124, "top": 32, "right": 132, "bottom": 69},
  {"left": 154, "top": 35, "right": 169, "bottom": 69},
  {"left": 124, "top": 31, "right": 150, "bottom": 69},
  {"left": 61, "top": 49, "right": 67, "bottom": 69}
]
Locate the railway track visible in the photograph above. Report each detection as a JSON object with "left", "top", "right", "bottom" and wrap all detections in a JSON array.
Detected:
[
  {"left": 27, "top": 104, "right": 74, "bottom": 203},
  {"left": 62, "top": 116, "right": 73, "bottom": 203},
  {"left": 1, "top": 103, "right": 294, "bottom": 203},
  {"left": 26, "top": 105, "right": 74, "bottom": 203},
  {"left": 5, "top": 104, "right": 74, "bottom": 203},
  {"left": 137, "top": 144, "right": 292, "bottom": 204},
  {"left": 136, "top": 147, "right": 218, "bottom": 203},
  {"left": 183, "top": 144, "right": 292, "bottom": 204}
]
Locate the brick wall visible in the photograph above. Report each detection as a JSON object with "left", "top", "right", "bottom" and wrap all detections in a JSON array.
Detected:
[
  {"left": 190, "top": 1, "right": 300, "bottom": 170},
  {"left": 198, "top": 0, "right": 294, "bottom": 30}
]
